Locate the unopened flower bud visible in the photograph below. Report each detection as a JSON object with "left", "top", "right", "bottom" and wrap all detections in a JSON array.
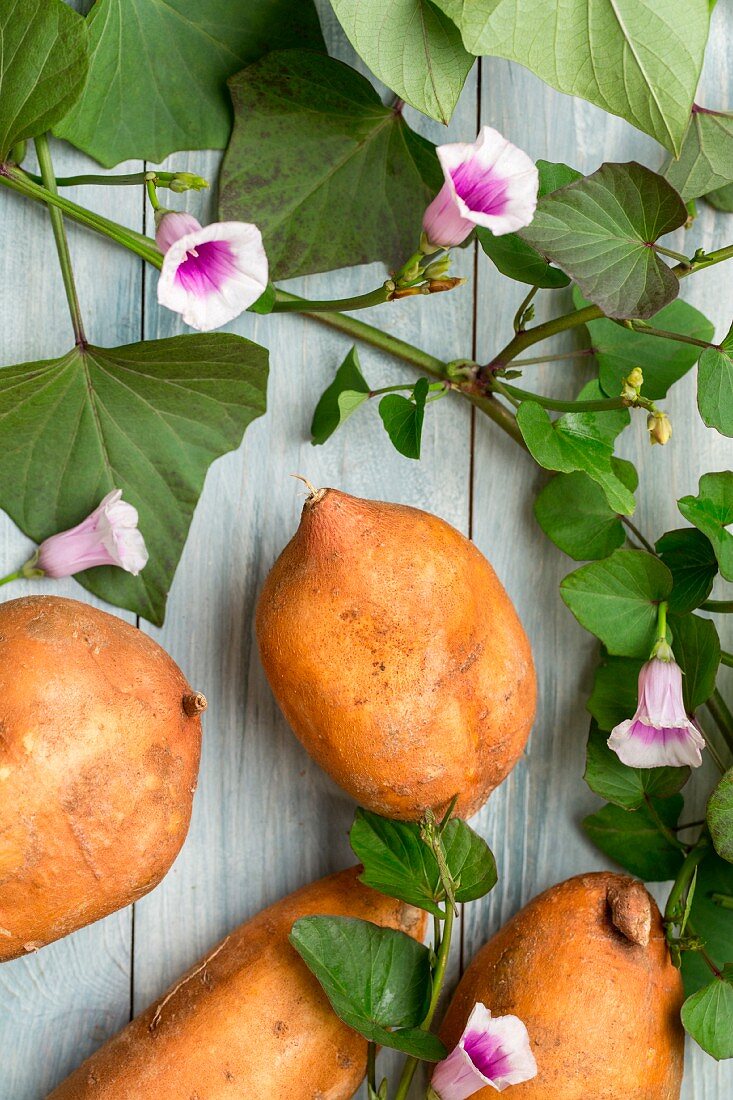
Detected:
[
  {"left": 424, "top": 256, "right": 452, "bottom": 279},
  {"left": 621, "top": 366, "right": 644, "bottom": 402},
  {"left": 428, "top": 277, "right": 467, "bottom": 294},
  {"left": 647, "top": 410, "right": 672, "bottom": 445},
  {"left": 168, "top": 172, "right": 210, "bottom": 193}
]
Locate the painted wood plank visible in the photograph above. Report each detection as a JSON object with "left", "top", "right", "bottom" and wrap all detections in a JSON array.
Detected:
[{"left": 0, "top": 143, "right": 143, "bottom": 1099}]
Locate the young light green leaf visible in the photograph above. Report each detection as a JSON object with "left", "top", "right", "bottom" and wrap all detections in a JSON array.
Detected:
[
  {"left": 311, "top": 348, "right": 371, "bottom": 446},
  {"left": 379, "top": 378, "right": 429, "bottom": 460},
  {"left": 665, "top": 109, "right": 733, "bottom": 201},
  {"left": 682, "top": 850, "right": 733, "bottom": 995},
  {"left": 432, "top": 0, "right": 709, "bottom": 154},
  {"left": 669, "top": 613, "right": 720, "bottom": 711},
  {"left": 585, "top": 721, "right": 689, "bottom": 810},
  {"left": 678, "top": 472, "right": 733, "bottom": 581},
  {"left": 220, "top": 51, "right": 442, "bottom": 279},
  {"left": 441, "top": 818, "right": 498, "bottom": 903},
  {"left": 560, "top": 550, "right": 673, "bottom": 657},
  {"left": 706, "top": 183, "right": 733, "bottom": 212},
  {"left": 520, "top": 163, "right": 688, "bottom": 319},
  {"left": 708, "top": 770, "right": 733, "bottom": 864},
  {"left": 0, "top": 0, "right": 89, "bottom": 161},
  {"left": 572, "top": 289, "right": 714, "bottom": 400},
  {"left": 698, "top": 345, "right": 733, "bottom": 437},
  {"left": 54, "top": 0, "right": 324, "bottom": 166},
  {"left": 477, "top": 160, "right": 582, "bottom": 288},
  {"left": 582, "top": 796, "right": 685, "bottom": 881},
  {"left": 289, "top": 917, "right": 446, "bottom": 1060},
  {"left": 329, "top": 0, "right": 473, "bottom": 124},
  {"left": 656, "top": 528, "right": 718, "bottom": 614},
  {"left": 534, "top": 459, "right": 637, "bottom": 561},
  {"left": 0, "top": 335, "right": 268, "bottom": 625},
  {"left": 518, "top": 387, "right": 633, "bottom": 516},
  {"left": 681, "top": 970, "right": 733, "bottom": 1060}
]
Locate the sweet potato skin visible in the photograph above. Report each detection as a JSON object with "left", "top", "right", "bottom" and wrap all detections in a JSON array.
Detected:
[
  {"left": 0, "top": 595, "right": 202, "bottom": 962},
  {"left": 47, "top": 866, "right": 426, "bottom": 1099},
  {"left": 256, "top": 489, "right": 536, "bottom": 820},
  {"left": 440, "top": 872, "right": 684, "bottom": 1099}
]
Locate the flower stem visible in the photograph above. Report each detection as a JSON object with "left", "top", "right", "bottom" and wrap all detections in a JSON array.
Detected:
[
  {"left": 34, "top": 135, "right": 86, "bottom": 346},
  {"left": 657, "top": 600, "right": 668, "bottom": 644},
  {"left": 393, "top": 902, "right": 455, "bottom": 1100},
  {"left": 702, "top": 600, "right": 733, "bottom": 614},
  {"left": 707, "top": 689, "right": 733, "bottom": 756},
  {"left": 0, "top": 570, "right": 22, "bottom": 587},
  {"left": 146, "top": 177, "right": 162, "bottom": 212},
  {"left": 627, "top": 320, "right": 712, "bottom": 350},
  {"left": 721, "top": 650, "right": 733, "bottom": 669},
  {"left": 513, "top": 285, "right": 538, "bottom": 333},
  {"left": 664, "top": 830, "right": 710, "bottom": 935},
  {"left": 509, "top": 347, "right": 595, "bottom": 367},
  {"left": 492, "top": 379, "right": 627, "bottom": 412},
  {"left": 273, "top": 286, "right": 392, "bottom": 313},
  {"left": 21, "top": 170, "right": 194, "bottom": 189}
]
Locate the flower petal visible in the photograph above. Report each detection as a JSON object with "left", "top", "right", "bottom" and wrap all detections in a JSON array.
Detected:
[
  {"left": 608, "top": 717, "right": 705, "bottom": 768},
  {"left": 431, "top": 1003, "right": 537, "bottom": 1099}
]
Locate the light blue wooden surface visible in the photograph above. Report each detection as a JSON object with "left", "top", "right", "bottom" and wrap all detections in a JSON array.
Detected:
[{"left": 0, "top": 3, "right": 731, "bottom": 1097}]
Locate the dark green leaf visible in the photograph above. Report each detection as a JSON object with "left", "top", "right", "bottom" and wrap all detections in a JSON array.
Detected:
[
  {"left": 708, "top": 770, "right": 733, "bottom": 864},
  {"left": 0, "top": 335, "right": 268, "bottom": 625},
  {"left": 706, "top": 183, "right": 733, "bottom": 212},
  {"left": 585, "top": 721, "right": 689, "bottom": 810},
  {"left": 656, "top": 528, "right": 718, "bottom": 614},
  {"left": 311, "top": 347, "right": 371, "bottom": 446},
  {"left": 669, "top": 613, "right": 720, "bottom": 711},
  {"left": 682, "top": 851, "right": 733, "bottom": 995},
  {"left": 520, "top": 163, "right": 688, "bottom": 319},
  {"left": 55, "top": 0, "right": 324, "bottom": 166},
  {"left": 572, "top": 289, "right": 714, "bottom": 400},
  {"left": 517, "top": 382, "right": 633, "bottom": 515},
  {"left": 0, "top": 0, "right": 88, "bottom": 161},
  {"left": 442, "top": 818, "right": 498, "bottom": 903},
  {"left": 379, "top": 378, "right": 429, "bottom": 460},
  {"left": 290, "top": 916, "right": 445, "bottom": 1060},
  {"left": 665, "top": 109, "right": 733, "bottom": 201},
  {"left": 560, "top": 550, "right": 673, "bottom": 657},
  {"left": 329, "top": 0, "right": 473, "bottom": 124},
  {"left": 534, "top": 459, "right": 637, "bottom": 561},
  {"left": 432, "top": 0, "right": 709, "bottom": 154},
  {"left": 682, "top": 971, "right": 733, "bottom": 1060},
  {"left": 582, "top": 796, "right": 684, "bottom": 881},
  {"left": 698, "top": 345, "right": 733, "bottom": 437},
  {"left": 477, "top": 160, "right": 582, "bottom": 288},
  {"left": 220, "top": 50, "right": 442, "bottom": 279},
  {"left": 678, "top": 472, "right": 733, "bottom": 581}
]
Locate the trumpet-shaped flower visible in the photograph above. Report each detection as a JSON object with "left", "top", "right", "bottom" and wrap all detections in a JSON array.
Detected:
[
  {"left": 608, "top": 656, "right": 705, "bottom": 768},
  {"left": 36, "top": 490, "right": 148, "bottom": 578},
  {"left": 156, "top": 211, "right": 268, "bottom": 332},
  {"left": 422, "top": 127, "right": 538, "bottom": 249},
  {"left": 430, "top": 1003, "right": 537, "bottom": 1098}
]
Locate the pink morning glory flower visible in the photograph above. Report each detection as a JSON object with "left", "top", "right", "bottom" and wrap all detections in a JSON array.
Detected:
[
  {"left": 422, "top": 126, "right": 538, "bottom": 249},
  {"left": 156, "top": 211, "right": 268, "bottom": 332},
  {"left": 607, "top": 656, "right": 705, "bottom": 769},
  {"left": 430, "top": 1003, "right": 537, "bottom": 1098},
  {"left": 36, "top": 490, "right": 148, "bottom": 578}
]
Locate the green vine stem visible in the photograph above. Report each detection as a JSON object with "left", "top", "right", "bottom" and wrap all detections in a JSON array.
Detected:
[
  {"left": 0, "top": 571, "right": 22, "bottom": 588},
  {"left": 664, "top": 831, "right": 710, "bottom": 942},
  {"left": 707, "top": 689, "right": 733, "bottom": 757},
  {"left": 274, "top": 286, "right": 392, "bottom": 313},
  {"left": 702, "top": 600, "right": 733, "bottom": 614},
  {"left": 492, "top": 379, "right": 628, "bottom": 413},
  {"left": 20, "top": 169, "right": 206, "bottom": 190},
  {"left": 34, "top": 135, "right": 86, "bottom": 346},
  {"left": 721, "top": 651, "right": 733, "bottom": 669}
]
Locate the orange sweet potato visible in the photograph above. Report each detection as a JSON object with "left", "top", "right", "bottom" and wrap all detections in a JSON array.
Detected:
[
  {"left": 440, "top": 872, "right": 685, "bottom": 1099},
  {"left": 47, "top": 866, "right": 426, "bottom": 1099},
  {"left": 256, "top": 487, "right": 536, "bottom": 820},
  {"left": 0, "top": 595, "right": 204, "bottom": 962}
]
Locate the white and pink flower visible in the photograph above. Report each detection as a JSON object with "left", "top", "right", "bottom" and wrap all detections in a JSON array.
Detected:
[
  {"left": 430, "top": 1003, "right": 537, "bottom": 1098},
  {"left": 36, "top": 490, "right": 148, "bottom": 578},
  {"left": 156, "top": 211, "right": 268, "bottom": 332},
  {"left": 422, "top": 127, "right": 538, "bottom": 249},
  {"left": 608, "top": 655, "right": 706, "bottom": 769}
]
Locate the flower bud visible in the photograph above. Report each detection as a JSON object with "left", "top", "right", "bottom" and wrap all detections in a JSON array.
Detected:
[
  {"left": 168, "top": 172, "right": 210, "bottom": 193},
  {"left": 647, "top": 410, "right": 672, "bottom": 445},
  {"left": 621, "top": 366, "right": 644, "bottom": 401}
]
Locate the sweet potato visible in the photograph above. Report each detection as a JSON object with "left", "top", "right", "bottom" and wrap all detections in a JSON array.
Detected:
[
  {"left": 47, "top": 866, "right": 425, "bottom": 1099},
  {"left": 0, "top": 595, "right": 204, "bottom": 962},
  {"left": 256, "top": 487, "right": 536, "bottom": 821},
  {"left": 440, "top": 872, "right": 684, "bottom": 1098}
]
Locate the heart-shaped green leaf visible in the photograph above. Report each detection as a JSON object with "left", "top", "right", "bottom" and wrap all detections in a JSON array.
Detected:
[
  {"left": 682, "top": 970, "right": 733, "bottom": 1060},
  {"left": 585, "top": 721, "right": 689, "bottom": 811},
  {"left": 432, "top": 0, "right": 709, "bottom": 154},
  {"left": 0, "top": 0, "right": 88, "bottom": 162},
  {"left": 588, "top": 651, "right": 644, "bottom": 731},
  {"left": 698, "top": 344, "right": 733, "bottom": 437},
  {"left": 678, "top": 472, "right": 733, "bottom": 581},
  {"left": 220, "top": 50, "right": 442, "bottom": 279},
  {"left": 477, "top": 160, "right": 581, "bottom": 288},
  {"left": 669, "top": 613, "right": 720, "bottom": 711},
  {"left": 572, "top": 289, "right": 714, "bottom": 400},
  {"left": 520, "top": 163, "right": 688, "bottom": 319},
  {"left": 54, "top": 0, "right": 324, "bottom": 166},
  {"left": 329, "top": 0, "right": 473, "bottom": 124},
  {"left": 534, "top": 459, "right": 637, "bottom": 561},
  {"left": 560, "top": 550, "right": 673, "bottom": 657},
  {"left": 311, "top": 347, "right": 371, "bottom": 445},
  {"left": 0, "top": 335, "right": 268, "bottom": 625},
  {"left": 665, "top": 109, "right": 733, "bottom": 201},
  {"left": 656, "top": 528, "right": 718, "bottom": 614},
  {"left": 582, "top": 796, "right": 684, "bottom": 881},
  {"left": 517, "top": 382, "right": 633, "bottom": 515},
  {"left": 708, "top": 771, "right": 733, "bottom": 865},
  {"left": 681, "top": 850, "right": 733, "bottom": 994},
  {"left": 379, "top": 378, "right": 429, "bottom": 460},
  {"left": 290, "top": 916, "right": 446, "bottom": 1060}
]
